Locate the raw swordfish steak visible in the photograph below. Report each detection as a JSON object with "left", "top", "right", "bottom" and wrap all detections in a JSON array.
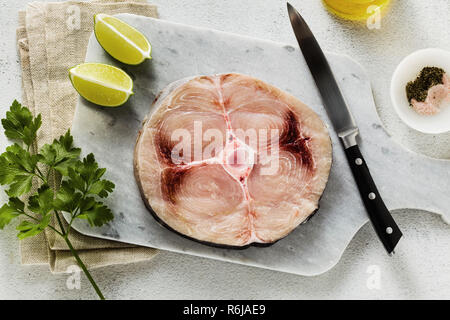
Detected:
[{"left": 134, "top": 73, "right": 332, "bottom": 248}]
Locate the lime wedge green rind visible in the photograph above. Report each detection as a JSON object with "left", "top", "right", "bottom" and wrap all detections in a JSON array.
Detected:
[
  {"left": 69, "top": 63, "right": 133, "bottom": 107},
  {"left": 94, "top": 14, "right": 152, "bottom": 65}
]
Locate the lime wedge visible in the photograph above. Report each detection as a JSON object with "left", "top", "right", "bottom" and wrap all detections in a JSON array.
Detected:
[
  {"left": 94, "top": 13, "right": 151, "bottom": 65},
  {"left": 69, "top": 63, "right": 133, "bottom": 107}
]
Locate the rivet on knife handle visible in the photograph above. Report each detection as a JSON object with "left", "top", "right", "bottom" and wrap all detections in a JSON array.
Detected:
[{"left": 343, "top": 143, "right": 402, "bottom": 254}]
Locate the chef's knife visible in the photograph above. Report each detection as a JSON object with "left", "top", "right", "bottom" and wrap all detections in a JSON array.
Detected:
[{"left": 287, "top": 3, "right": 402, "bottom": 254}]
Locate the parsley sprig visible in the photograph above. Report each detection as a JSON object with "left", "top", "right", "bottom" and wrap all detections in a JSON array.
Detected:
[{"left": 0, "top": 100, "right": 115, "bottom": 299}]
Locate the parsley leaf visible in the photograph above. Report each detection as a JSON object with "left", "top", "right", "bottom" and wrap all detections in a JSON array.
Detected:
[
  {"left": 28, "top": 186, "right": 54, "bottom": 216},
  {"left": 67, "top": 166, "right": 86, "bottom": 191},
  {"left": 0, "top": 203, "right": 21, "bottom": 229},
  {"left": 65, "top": 153, "right": 115, "bottom": 198},
  {"left": 56, "top": 153, "right": 115, "bottom": 227},
  {"left": 0, "top": 197, "right": 26, "bottom": 229},
  {"left": 77, "top": 200, "right": 113, "bottom": 227},
  {"left": 88, "top": 179, "right": 115, "bottom": 198},
  {"left": 0, "top": 144, "right": 38, "bottom": 197},
  {"left": 53, "top": 181, "right": 82, "bottom": 213},
  {"left": 8, "top": 197, "right": 25, "bottom": 211},
  {"left": 1, "top": 143, "right": 39, "bottom": 173},
  {"left": 1, "top": 100, "right": 41, "bottom": 147},
  {"left": 14, "top": 186, "right": 54, "bottom": 239},
  {"left": 16, "top": 216, "right": 51, "bottom": 239},
  {"left": 76, "top": 153, "right": 102, "bottom": 187},
  {"left": 7, "top": 175, "right": 34, "bottom": 198},
  {"left": 39, "top": 130, "right": 81, "bottom": 176}
]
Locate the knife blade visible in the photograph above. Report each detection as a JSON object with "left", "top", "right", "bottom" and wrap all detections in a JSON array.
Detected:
[{"left": 287, "top": 2, "right": 402, "bottom": 254}]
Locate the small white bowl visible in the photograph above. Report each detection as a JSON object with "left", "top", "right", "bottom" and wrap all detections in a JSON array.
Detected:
[{"left": 390, "top": 48, "right": 450, "bottom": 134}]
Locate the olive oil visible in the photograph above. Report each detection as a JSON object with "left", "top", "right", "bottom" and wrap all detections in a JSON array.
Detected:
[{"left": 323, "top": 0, "right": 391, "bottom": 21}]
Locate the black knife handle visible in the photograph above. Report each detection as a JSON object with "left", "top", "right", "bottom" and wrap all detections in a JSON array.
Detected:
[{"left": 344, "top": 145, "right": 402, "bottom": 254}]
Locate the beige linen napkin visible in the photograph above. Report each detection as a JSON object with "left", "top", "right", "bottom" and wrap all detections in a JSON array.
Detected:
[{"left": 16, "top": 1, "right": 159, "bottom": 273}]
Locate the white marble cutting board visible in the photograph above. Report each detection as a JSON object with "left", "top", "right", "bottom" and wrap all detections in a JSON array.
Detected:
[{"left": 70, "top": 14, "right": 449, "bottom": 276}]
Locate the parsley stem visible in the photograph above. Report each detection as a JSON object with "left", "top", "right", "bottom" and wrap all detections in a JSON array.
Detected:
[
  {"left": 20, "top": 212, "right": 40, "bottom": 223},
  {"left": 48, "top": 225, "right": 63, "bottom": 236},
  {"left": 35, "top": 167, "right": 47, "bottom": 184},
  {"left": 20, "top": 212, "right": 63, "bottom": 236},
  {"left": 46, "top": 167, "right": 51, "bottom": 184},
  {"left": 54, "top": 210, "right": 105, "bottom": 299},
  {"left": 53, "top": 210, "right": 66, "bottom": 235},
  {"left": 33, "top": 173, "right": 46, "bottom": 184},
  {"left": 66, "top": 215, "right": 75, "bottom": 235},
  {"left": 63, "top": 236, "right": 105, "bottom": 300}
]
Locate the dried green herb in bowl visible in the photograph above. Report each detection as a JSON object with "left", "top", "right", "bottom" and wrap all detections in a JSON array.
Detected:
[{"left": 406, "top": 66, "right": 445, "bottom": 104}]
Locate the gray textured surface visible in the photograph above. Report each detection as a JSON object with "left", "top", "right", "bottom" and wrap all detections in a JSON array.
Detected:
[
  {"left": 71, "top": 14, "right": 449, "bottom": 276},
  {"left": 0, "top": 0, "right": 449, "bottom": 299}
]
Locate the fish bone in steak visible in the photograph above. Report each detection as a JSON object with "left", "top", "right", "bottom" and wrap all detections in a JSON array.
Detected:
[{"left": 134, "top": 73, "right": 332, "bottom": 248}]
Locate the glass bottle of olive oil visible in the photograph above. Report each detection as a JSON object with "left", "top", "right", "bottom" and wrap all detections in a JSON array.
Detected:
[{"left": 323, "top": 0, "right": 391, "bottom": 21}]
